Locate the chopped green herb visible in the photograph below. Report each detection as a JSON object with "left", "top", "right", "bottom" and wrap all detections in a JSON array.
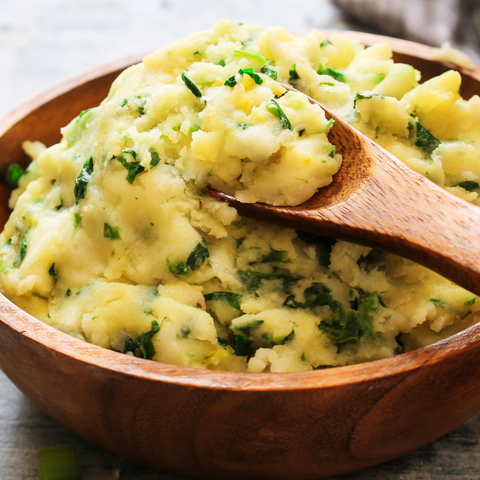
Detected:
[
  {"left": 66, "top": 288, "right": 71, "bottom": 297},
  {"left": 235, "top": 334, "right": 255, "bottom": 356},
  {"left": 48, "top": 264, "right": 57, "bottom": 284},
  {"left": 233, "top": 50, "right": 268, "bottom": 64},
  {"left": 430, "top": 298, "right": 445, "bottom": 306},
  {"left": 217, "top": 336, "right": 229, "bottom": 348},
  {"left": 465, "top": 297, "right": 478, "bottom": 306},
  {"left": 5, "top": 164, "right": 25, "bottom": 187},
  {"left": 74, "top": 156, "right": 94, "bottom": 204},
  {"left": 178, "top": 327, "right": 190, "bottom": 338},
  {"left": 320, "top": 40, "right": 330, "bottom": 47},
  {"left": 55, "top": 197, "right": 63, "bottom": 211},
  {"left": 265, "top": 99, "right": 293, "bottom": 131},
  {"left": 318, "top": 65, "right": 346, "bottom": 83},
  {"left": 73, "top": 213, "right": 82, "bottom": 229},
  {"left": 149, "top": 149, "right": 161, "bottom": 167},
  {"left": 462, "top": 310, "right": 473, "bottom": 319},
  {"left": 298, "top": 128, "right": 305, "bottom": 137},
  {"left": 284, "top": 283, "right": 333, "bottom": 310},
  {"left": 224, "top": 68, "right": 264, "bottom": 88},
  {"left": 124, "top": 320, "right": 160, "bottom": 359},
  {"left": 328, "top": 146, "right": 338, "bottom": 158},
  {"left": 278, "top": 328, "right": 295, "bottom": 345},
  {"left": 233, "top": 319, "right": 264, "bottom": 337},
  {"left": 296, "top": 231, "right": 336, "bottom": 267},
  {"left": 238, "top": 123, "right": 251, "bottom": 130},
  {"left": 189, "top": 124, "right": 201, "bottom": 133},
  {"left": 217, "top": 59, "right": 226, "bottom": 67},
  {"left": 19, "top": 227, "right": 31, "bottom": 264},
  {"left": 261, "top": 64, "right": 278, "bottom": 80},
  {"left": 116, "top": 151, "right": 145, "bottom": 184},
  {"left": 249, "top": 249, "right": 293, "bottom": 265},
  {"left": 353, "top": 92, "right": 384, "bottom": 108},
  {"left": 136, "top": 96, "right": 146, "bottom": 115},
  {"left": 238, "top": 270, "right": 297, "bottom": 293},
  {"left": 39, "top": 443, "right": 81, "bottom": 480},
  {"left": 32, "top": 292, "right": 48, "bottom": 300},
  {"left": 415, "top": 121, "right": 441, "bottom": 155},
  {"left": 193, "top": 50, "right": 202, "bottom": 56},
  {"left": 167, "top": 239, "right": 209, "bottom": 275},
  {"left": 204, "top": 291, "right": 243, "bottom": 310},
  {"left": 67, "top": 108, "right": 96, "bottom": 145},
  {"left": 452, "top": 181, "right": 479, "bottom": 191},
  {"left": 181, "top": 71, "right": 202, "bottom": 98},
  {"left": 104, "top": 223, "right": 121, "bottom": 240},
  {"left": 289, "top": 63, "right": 300, "bottom": 84},
  {"left": 121, "top": 98, "right": 128, "bottom": 107}
]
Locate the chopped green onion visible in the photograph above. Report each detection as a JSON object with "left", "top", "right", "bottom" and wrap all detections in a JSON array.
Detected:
[
  {"left": 5, "top": 164, "right": 25, "bottom": 187},
  {"left": 104, "top": 223, "right": 120, "bottom": 240},
  {"left": 265, "top": 99, "right": 293, "bottom": 131},
  {"left": 181, "top": 72, "right": 202, "bottom": 98},
  {"left": 233, "top": 50, "right": 268, "bottom": 64},
  {"left": 39, "top": 443, "right": 81, "bottom": 480},
  {"left": 289, "top": 63, "right": 300, "bottom": 84}
]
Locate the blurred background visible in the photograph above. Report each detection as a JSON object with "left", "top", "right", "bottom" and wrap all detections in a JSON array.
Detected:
[{"left": 2, "top": 1, "right": 480, "bottom": 479}]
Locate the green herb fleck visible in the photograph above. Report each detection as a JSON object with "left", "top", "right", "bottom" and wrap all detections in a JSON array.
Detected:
[
  {"left": 217, "top": 59, "right": 226, "bottom": 67},
  {"left": 353, "top": 92, "right": 384, "bottom": 108},
  {"left": 73, "top": 213, "right": 82, "bottom": 229},
  {"left": 149, "top": 149, "right": 161, "bottom": 167},
  {"left": 204, "top": 291, "right": 243, "bottom": 310},
  {"left": 233, "top": 319, "right": 264, "bottom": 337},
  {"left": 452, "top": 181, "right": 479, "bottom": 191},
  {"left": 182, "top": 71, "right": 202, "bottom": 98},
  {"left": 104, "top": 223, "right": 121, "bottom": 240},
  {"left": 238, "top": 123, "right": 251, "bottom": 130},
  {"left": 249, "top": 249, "right": 292, "bottom": 265},
  {"left": 289, "top": 63, "right": 300, "bottom": 84},
  {"left": 266, "top": 99, "right": 293, "bottom": 131},
  {"left": 217, "top": 336, "right": 229, "bottom": 348},
  {"left": 298, "top": 128, "right": 305, "bottom": 137},
  {"left": 74, "top": 156, "right": 94, "bottom": 204},
  {"left": 167, "top": 239, "right": 209, "bottom": 275},
  {"left": 261, "top": 64, "right": 278, "bottom": 80},
  {"left": 415, "top": 121, "right": 441, "bottom": 155},
  {"left": 318, "top": 64, "right": 346, "bottom": 82},
  {"left": 5, "top": 164, "right": 25, "bottom": 187},
  {"left": 116, "top": 151, "right": 145, "bottom": 184},
  {"left": 238, "top": 270, "right": 297, "bottom": 293},
  {"left": 235, "top": 334, "right": 255, "bottom": 356},
  {"left": 430, "top": 298, "right": 445, "bottom": 306},
  {"left": 233, "top": 50, "right": 267, "bottom": 64},
  {"left": 465, "top": 297, "right": 478, "bottom": 306},
  {"left": 48, "top": 264, "right": 57, "bottom": 284},
  {"left": 19, "top": 227, "right": 31, "bottom": 264},
  {"left": 178, "top": 327, "right": 190, "bottom": 338},
  {"left": 124, "top": 320, "right": 160, "bottom": 359},
  {"left": 66, "top": 288, "right": 71, "bottom": 297}
]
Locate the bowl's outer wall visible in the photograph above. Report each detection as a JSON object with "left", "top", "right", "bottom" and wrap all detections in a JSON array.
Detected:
[{"left": 1, "top": 32, "right": 480, "bottom": 479}]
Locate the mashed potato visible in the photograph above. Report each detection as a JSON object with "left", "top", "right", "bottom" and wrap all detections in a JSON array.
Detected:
[{"left": 1, "top": 20, "right": 480, "bottom": 372}]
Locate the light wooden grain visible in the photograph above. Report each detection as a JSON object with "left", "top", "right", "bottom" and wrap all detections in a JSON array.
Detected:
[{"left": 1, "top": 32, "right": 480, "bottom": 480}]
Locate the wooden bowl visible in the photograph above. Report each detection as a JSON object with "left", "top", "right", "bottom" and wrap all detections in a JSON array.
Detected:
[{"left": 1, "top": 32, "right": 480, "bottom": 480}]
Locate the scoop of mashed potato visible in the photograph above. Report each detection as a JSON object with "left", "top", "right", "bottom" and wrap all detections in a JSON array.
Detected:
[{"left": 1, "top": 20, "right": 479, "bottom": 372}]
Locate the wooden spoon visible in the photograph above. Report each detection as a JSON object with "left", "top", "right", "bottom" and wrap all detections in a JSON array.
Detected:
[{"left": 211, "top": 85, "right": 480, "bottom": 296}]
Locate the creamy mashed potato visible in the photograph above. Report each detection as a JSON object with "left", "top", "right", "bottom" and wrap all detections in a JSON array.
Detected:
[{"left": 1, "top": 20, "right": 480, "bottom": 372}]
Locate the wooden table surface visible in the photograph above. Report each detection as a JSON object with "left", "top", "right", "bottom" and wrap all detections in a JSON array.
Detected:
[{"left": 2, "top": 1, "right": 480, "bottom": 478}]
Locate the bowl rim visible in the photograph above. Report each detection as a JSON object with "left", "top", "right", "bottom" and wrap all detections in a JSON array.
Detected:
[{"left": 1, "top": 29, "right": 480, "bottom": 393}]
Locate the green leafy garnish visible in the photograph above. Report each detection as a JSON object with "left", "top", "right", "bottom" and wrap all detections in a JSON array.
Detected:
[
  {"left": 181, "top": 71, "right": 202, "bottom": 98},
  {"left": 353, "top": 92, "right": 384, "bottom": 108},
  {"left": 66, "top": 288, "right": 71, "bottom": 297},
  {"left": 116, "top": 150, "right": 145, "bottom": 184},
  {"left": 415, "top": 121, "right": 441, "bottom": 155},
  {"left": 318, "top": 65, "right": 346, "bottom": 83},
  {"left": 74, "top": 156, "right": 94, "bottom": 205},
  {"left": 234, "top": 334, "right": 255, "bottom": 356},
  {"left": 217, "top": 59, "right": 226, "bottom": 67},
  {"left": 233, "top": 50, "right": 267, "bottom": 64},
  {"left": 204, "top": 291, "right": 243, "bottom": 310},
  {"left": 265, "top": 99, "right": 293, "bottom": 131},
  {"left": 224, "top": 68, "right": 264, "bottom": 87},
  {"left": 261, "top": 61, "right": 278, "bottom": 80},
  {"left": 167, "top": 239, "right": 210, "bottom": 275},
  {"left": 149, "top": 149, "right": 161, "bottom": 167},
  {"left": 249, "top": 249, "right": 292, "bottom": 265},
  {"left": 289, "top": 63, "right": 300, "bottom": 83},
  {"left": 238, "top": 270, "right": 297, "bottom": 293},
  {"left": 328, "top": 146, "right": 337, "bottom": 158},
  {"left": 298, "top": 128, "right": 305, "bottom": 137},
  {"left": 67, "top": 108, "right": 96, "bottom": 145},
  {"left": 19, "top": 227, "right": 31, "bottom": 264},
  {"left": 73, "top": 213, "right": 82, "bottom": 229},
  {"left": 284, "top": 283, "right": 333, "bottom": 310},
  {"left": 39, "top": 443, "right": 81, "bottom": 480},
  {"left": 465, "top": 297, "right": 477, "bottom": 306},
  {"left": 452, "top": 180, "right": 479, "bottom": 191},
  {"left": 5, "top": 164, "right": 25, "bottom": 187},
  {"left": 178, "top": 327, "right": 190, "bottom": 338},
  {"left": 238, "top": 123, "right": 251, "bottom": 130},
  {"left": 233, "top": 319, "right": 264, "bottom": 337},
  {"left": 217, "top": 336, "right": 229, "bottom": 348},
  {"left": 49, "top": 264, "right": 57, "bottom": 284},
  {"left": 278, "top": 328, "right": 295, "bottom": 345},
  {"left": 320, "top": 40, "right": 330, "bottom": 47},
  {"left": 430, "top": 298, "right": 445, "bottom": 306},
  {"left": 124, "top": 320, "right": 160, "bottom": 359},
  {"left": 295, "top": 231, "right": 336, "bottom": 267},
  {"left": 104, "top": 223, "right": 121, "bottom": 240}
]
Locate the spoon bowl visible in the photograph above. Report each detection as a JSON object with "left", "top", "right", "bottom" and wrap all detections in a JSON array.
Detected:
[{"left": 211, "top": 84, "right": 480, "bottom": 296}]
